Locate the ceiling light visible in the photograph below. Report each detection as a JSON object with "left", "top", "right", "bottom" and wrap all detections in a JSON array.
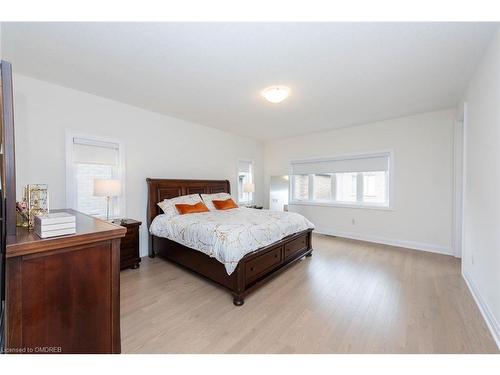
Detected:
[{"left": 261, "top": 85, "right": 291, "bottom": 104}]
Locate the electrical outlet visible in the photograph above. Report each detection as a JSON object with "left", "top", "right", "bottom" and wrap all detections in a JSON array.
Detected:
[
  {"left": 351, "top": 218, "right": 355, "bottom": 225},
  {"left": 471, "top": 254, "right": 475, "bottom": 265}
]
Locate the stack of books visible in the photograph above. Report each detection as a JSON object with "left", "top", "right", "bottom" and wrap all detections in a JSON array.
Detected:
[{"left": 34, "top": 212, "right": 76, "bottom": 238}]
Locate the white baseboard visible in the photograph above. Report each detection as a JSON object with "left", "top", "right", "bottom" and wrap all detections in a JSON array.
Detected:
[
  {"left": 314, "top": 227, "right": 452, "bottom": 256},
  {"left": 462, "top": 271, "right": 500, "bottom": 349}
]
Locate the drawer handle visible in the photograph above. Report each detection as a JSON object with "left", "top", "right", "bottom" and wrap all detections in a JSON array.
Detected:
[
  {"left": 274, "top": 253, "right": 278, "bottom": 258},
  {"left": 250, "top": 267, "right": 255, "bottom": 272}
]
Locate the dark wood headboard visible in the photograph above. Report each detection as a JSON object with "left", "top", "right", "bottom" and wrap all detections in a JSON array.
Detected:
[{"left": 146, "top": 178, "right": 230, "bottom": 228}]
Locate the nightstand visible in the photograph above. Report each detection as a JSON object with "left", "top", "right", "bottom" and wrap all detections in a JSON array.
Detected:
[{"left": 111, "top": 219, "right": 142, "bottom": 269}]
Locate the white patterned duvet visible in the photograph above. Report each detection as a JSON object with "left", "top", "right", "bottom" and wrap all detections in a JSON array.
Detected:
[{"left": 149, "top": 207, "right": 314, "bottom": 275}]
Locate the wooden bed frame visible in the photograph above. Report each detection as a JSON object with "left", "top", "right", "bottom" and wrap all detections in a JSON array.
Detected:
[{"left": 146, "top": 178, "right": 313, "bottom": 306}]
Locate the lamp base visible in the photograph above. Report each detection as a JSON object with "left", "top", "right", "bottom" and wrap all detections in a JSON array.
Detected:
[{"left": 106, "top": 196, "right": 111, "bottom": 221}]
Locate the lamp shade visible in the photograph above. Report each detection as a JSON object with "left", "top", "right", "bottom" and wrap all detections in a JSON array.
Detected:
[
  {"left": 243, "top": 182, "right": 255, "bottom": 193},
  {"left": 93, "top": 179, "right": 121, "bottom": 197}
]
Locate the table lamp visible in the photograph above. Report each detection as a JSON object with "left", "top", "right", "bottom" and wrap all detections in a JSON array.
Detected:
[
  {"left": 243, "top": 182, "right": 255, "bottom": 206},
  {"left": 93, "top": 179, "right": 121, "bottom": 221}
]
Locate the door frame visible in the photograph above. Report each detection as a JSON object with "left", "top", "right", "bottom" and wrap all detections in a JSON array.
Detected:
[{"left": 452, "top": 103, "right": 467, "bottom": 258}]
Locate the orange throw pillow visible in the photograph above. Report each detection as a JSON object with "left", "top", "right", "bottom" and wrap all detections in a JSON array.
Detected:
[
  {"left": 212, "top": 198, "right": 239, "bottom": 210},
  {"left": 175, "top": 201, "right": 210, "bottom": 215}
]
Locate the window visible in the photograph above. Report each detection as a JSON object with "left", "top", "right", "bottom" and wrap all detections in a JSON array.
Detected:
[
  {"left": 335, "top": 172, "right": 357, "bottom": 202},
  {"left": 292, "top": 175, "right": 309, "bottom": 201},
  {"left": 66, "top": 134, "right": 125, "bottom": 219},
  {"left": 362, "top": 171, "right": 387, "bottom": 204},
  {"left": 290, "top": 152, "right": 391, "bottom": 208},
  {"left": 238, "top": 160, "right": 254, "bottom": 204},
  {"left": 75, "top": 163, "right": 114, "bottom": 216},
  {"left": 313, "top": 174, "right": 332, "bottom": 201}
]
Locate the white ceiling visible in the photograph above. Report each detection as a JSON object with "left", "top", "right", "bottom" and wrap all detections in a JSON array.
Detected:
[{"left": 2, "top": 22, "right": 498, "bottom": 141}]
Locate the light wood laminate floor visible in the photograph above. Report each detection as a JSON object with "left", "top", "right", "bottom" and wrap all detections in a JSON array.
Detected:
[{"left": 121, "top": 234, "right": 498, "bottom": 353}]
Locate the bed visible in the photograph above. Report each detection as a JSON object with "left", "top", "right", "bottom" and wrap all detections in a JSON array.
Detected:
[{"left": 146, "top": 178, "right": 314, "bottom": 306}]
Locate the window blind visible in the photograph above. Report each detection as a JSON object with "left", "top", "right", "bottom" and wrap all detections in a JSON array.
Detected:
[
  {"left": 73, "top": 137, "right": 119, "bottom": 165},
  {"left": 238, "top": 160, "right": 252, "bottom": 173},
  {"left": 291, "top": 153, "right": 389, "bottom": 175}
]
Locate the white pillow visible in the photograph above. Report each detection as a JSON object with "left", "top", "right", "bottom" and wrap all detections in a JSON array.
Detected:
[
  {"left": 200, "top": 193, "right": 233, "bottom": 211},
  {"left": 157, "top": 194, "right": 203, "bottom": 218}
]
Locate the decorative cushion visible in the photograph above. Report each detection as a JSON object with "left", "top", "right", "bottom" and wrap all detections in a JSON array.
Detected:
[
  {"left": 212, "top": 198, "right": 239, "bottom": 210},
  {"left": 157, "top": 194, "right": 203, "bottom": 218},
  {"left": 200, "top": 193, "right": 233, "bottom": 211},
  {"left": 175, "top": 201, "right": 210, "bottom": 215}
]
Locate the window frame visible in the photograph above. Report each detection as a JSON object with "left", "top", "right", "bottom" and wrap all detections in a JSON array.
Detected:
[
  {"left": 65, "top": 131, "right": 126, "bottom": 218},
  {"left": 289, "top": 151, "right": 394, "bottom": 210},
  {"left": 237, "top": 158, "right": 254, "bottom": 204}
]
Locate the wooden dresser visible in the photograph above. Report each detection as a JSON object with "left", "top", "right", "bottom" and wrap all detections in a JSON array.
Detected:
[{"left": 5, "top": 209, "right": 126, "bottom": 354}]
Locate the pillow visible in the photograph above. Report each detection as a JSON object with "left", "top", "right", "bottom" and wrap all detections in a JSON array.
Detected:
[
  {"left": 212, "top": 198, "right": 238, "bottom": 210},
  {"left": 200, "top": 193, "right": 233, "bottom": 211},
  {"left": 157, "top": 194, "right": 203, "bottom": 218},
  {"left": 175, "top": 201, "right": 210, "bottom": 215}
]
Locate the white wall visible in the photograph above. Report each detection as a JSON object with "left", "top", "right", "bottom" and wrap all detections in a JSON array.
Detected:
[
  {"left": 12, "top": 74, "right": 265, "bottom": 257},
  {"left": 265, "top": 109, "right": 455, "bottom": 254},
  {"left": 462, "top": 28, "right": 500, "bottom": 347}
]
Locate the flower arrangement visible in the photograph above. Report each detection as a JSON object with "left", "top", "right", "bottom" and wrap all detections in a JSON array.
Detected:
[{"left": 16, "top": 200, "right": 30, "bottom": 227}]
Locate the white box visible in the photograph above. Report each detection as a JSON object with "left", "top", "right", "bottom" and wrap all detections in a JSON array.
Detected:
[
  {"left": 35, "top": 212, "right": 76, "bottom": 225},
  {"left": 34, "top": 213, "right": 76, "bottom": 238},
  {"left": 36, "top": 227, "right": 76, "bottom": 239}
]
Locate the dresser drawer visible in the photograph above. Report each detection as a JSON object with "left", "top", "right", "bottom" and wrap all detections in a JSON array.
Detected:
[
  {"left": 120, "top": 242, "right": 138, "bottom": 260},
  {"left": 114, "top": 220, "right": 142, "bottom": 270},
  {"left": 121, "top": 227, "right": 138, "bottom": 244},
  {"left": 284, "top": 234, "right": 308, "bottom": 260},
  {"left": 120, "top": 234, "right": 138, "bottom": 249},
  {"left": 245, "top": 245, "right": 283, "bottom": 283}
]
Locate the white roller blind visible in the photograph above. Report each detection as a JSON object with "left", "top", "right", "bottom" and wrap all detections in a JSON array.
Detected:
[
  {"left": 291, "top": 153, "right": 389, "bottom": 175},
  {"left": 73, "top": 137, "right": 119, "bottom": 165},
  {"left": 238, "top": 160, "right": 251, "bottom": 173}
]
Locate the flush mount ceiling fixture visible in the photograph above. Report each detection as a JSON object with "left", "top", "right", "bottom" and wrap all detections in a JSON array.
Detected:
[{"left": 261, "top": 85, "right": 291, "bottom": 104}]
